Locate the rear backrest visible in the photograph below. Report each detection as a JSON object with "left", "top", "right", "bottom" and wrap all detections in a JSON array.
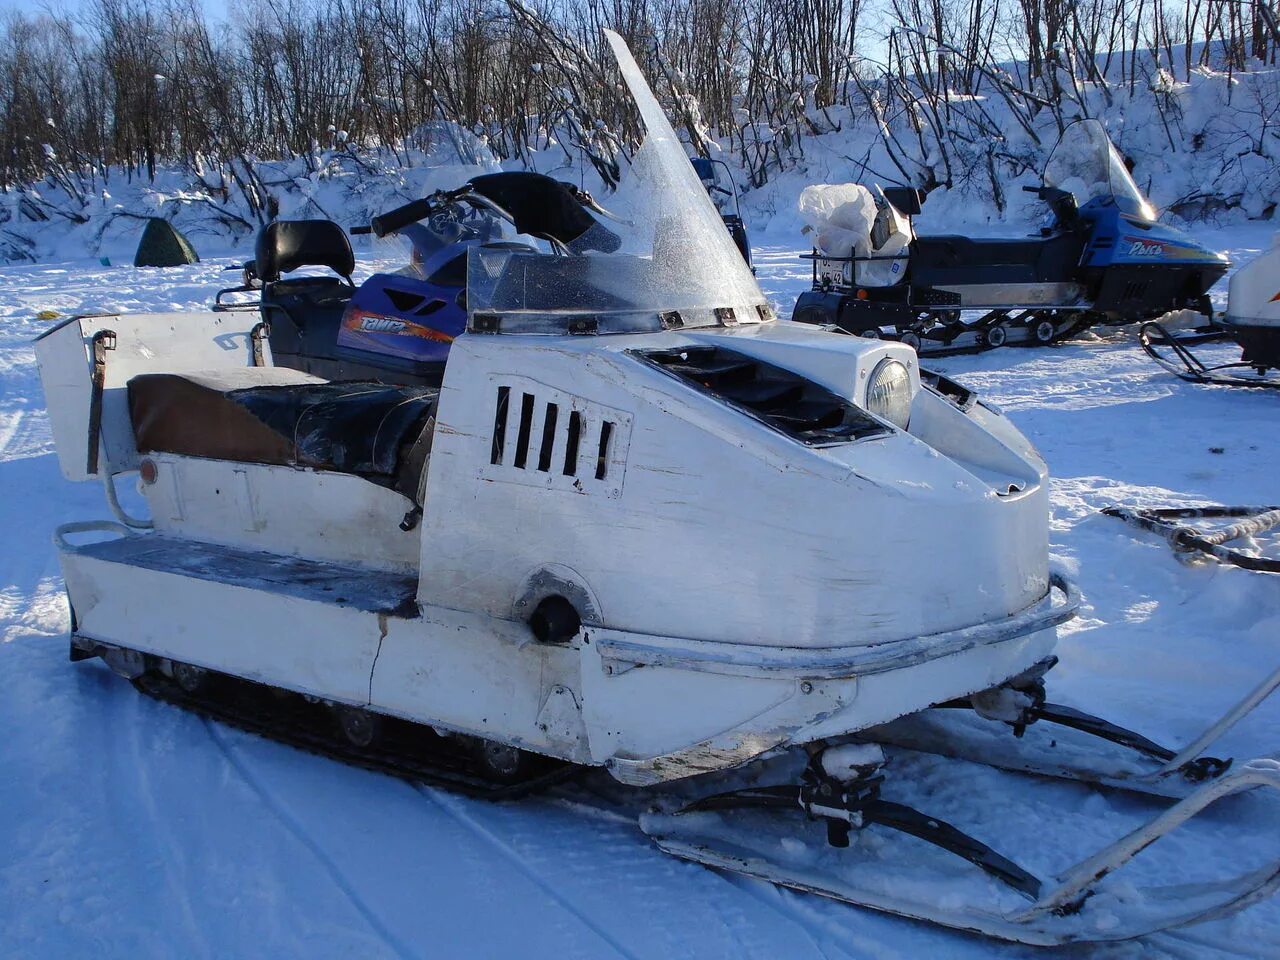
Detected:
[
  {"left": 35, "top": 312, "right": 277, "bottom": 482},
  {"left": 256, "top": 220, "right": 355, "bottom": 283}
]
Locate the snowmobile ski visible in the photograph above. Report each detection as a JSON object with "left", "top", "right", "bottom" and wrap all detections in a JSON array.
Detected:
[
  {"left": 865, "top": 655, "right": 1280, "bottom": 799},
  {"left": 1105, "top": 503, "right": 1280, "bottom": 573},
  {"left": 1139, "top": 322, "right": 1280, "bottom": 390}
]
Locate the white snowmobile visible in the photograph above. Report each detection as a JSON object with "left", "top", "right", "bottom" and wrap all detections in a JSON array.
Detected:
[
  {"left": 35, "top": 32, "right": 1280, "bottom": 946},
  {"left": 1142, "top": 231, "right": 1280, "bottom": 388}
]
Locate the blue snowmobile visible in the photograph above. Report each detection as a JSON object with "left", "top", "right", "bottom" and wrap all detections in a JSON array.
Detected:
[
  {"left": 216, "top": 172, "right": 621, "bottom": 385},
  {"left": 791, "top": 119, "right": 1229, "bottom": 354}
]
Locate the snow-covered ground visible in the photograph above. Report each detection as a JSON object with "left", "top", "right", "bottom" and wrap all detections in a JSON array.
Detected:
[{"left": 3, "top": 222, "right": 1280, "bottom": 959}]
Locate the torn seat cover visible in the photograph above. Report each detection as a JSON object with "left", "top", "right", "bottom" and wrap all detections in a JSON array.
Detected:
[{"left": 128, "top": 368, "right": 437, "bottom": 487}]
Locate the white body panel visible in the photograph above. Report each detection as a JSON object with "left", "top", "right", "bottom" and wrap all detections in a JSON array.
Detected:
[
  {"left": 419, "top": 322, "right": 1048, "bottom": 648},
  {"left": 1225, "top": 234, "right": 1280, "bottom": 328},
  {"left": 145, "top": 455, "right": 421, "bottom": 574}
]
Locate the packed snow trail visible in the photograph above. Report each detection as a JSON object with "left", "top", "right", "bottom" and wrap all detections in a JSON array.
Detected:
[{"left": 4, "top": 226, "right": 1280, "bottom": 958}]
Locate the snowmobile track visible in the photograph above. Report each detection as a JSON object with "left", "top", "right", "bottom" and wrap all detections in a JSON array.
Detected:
[{"left": 130, "top": 669, "right": 581, "bottom": 801}]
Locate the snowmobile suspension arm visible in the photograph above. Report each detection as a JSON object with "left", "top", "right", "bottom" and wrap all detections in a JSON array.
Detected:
[{"left": 680, "top": 771, "right": 1043, "bottom": 900}]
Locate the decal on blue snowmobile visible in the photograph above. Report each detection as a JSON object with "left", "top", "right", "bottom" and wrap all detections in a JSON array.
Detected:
[{"left": 792, "top": 119, "right": 1229, "bottom": 356}]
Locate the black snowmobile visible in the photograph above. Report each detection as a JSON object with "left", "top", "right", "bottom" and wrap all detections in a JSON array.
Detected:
[
  {"left": 215, "top": 172, "right": 621, "bottom": 386},
  {"left": 792, "top": 120, "right": 1229, "bottom": 355}
]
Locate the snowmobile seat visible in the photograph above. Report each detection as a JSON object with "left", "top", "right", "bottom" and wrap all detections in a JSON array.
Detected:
[
  {"left": 128, "top": 369, "right": 437, "bottom": 500},
  {"left": 255, "top": 220, "right": 359, "bottom": 366},
  {"left": 256, "top": 220, "right": 355, "bottom": 284},
  {"left": 911, "top": 233, "right": 1084, "bottom": 287}
]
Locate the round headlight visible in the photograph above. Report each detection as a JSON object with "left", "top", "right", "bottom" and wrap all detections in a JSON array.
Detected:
[{"left": 865, "top": 357, "right": 912, "bottom": 429}]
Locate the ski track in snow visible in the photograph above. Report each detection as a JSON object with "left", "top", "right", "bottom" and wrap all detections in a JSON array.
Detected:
[{"left": 4, "top": 226, "right": 1280, "bottom": 957}]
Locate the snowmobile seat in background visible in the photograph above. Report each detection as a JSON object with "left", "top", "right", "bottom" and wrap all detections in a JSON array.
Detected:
[
  {"left": 255, "top": 220, "right": 360, "bottom": 371},
  {"left": 911, "top": 232, "right": 1084, "bottom": 287},
  {"left": 128, "top": 370, "right": 437, "bottom": 498},
  {"left": 255, "top": 220, "right": 355, "bottom": 284}
]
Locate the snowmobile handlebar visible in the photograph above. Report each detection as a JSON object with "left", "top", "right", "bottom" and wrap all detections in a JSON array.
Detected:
[{"left": 370, "top": 198, "right": 435, "bottom": 239}]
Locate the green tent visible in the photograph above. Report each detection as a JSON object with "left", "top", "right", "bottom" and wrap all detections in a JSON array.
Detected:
[{"left": 134, "top": 217, "right": 199, "bottom": 267}]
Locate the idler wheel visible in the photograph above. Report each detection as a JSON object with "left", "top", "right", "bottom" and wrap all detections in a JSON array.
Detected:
[
  {"left": 1033, "top": 319, "right": 1057, "bottom": 344},
  {"left": 985, "top": 322, "right": 1009, "bottom": 348}
]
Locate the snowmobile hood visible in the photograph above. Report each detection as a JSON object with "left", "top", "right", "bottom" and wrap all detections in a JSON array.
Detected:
[{"left": 464, "top": 31, "right": 767, "bottom": 337}]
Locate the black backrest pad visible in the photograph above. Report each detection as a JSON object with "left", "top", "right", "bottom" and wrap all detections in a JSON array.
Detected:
[
  {"left": 129, "top": 372, "right": 437, "bottom": 485},
  {"left": 256, "top": 220, "right": 356, "bottom": 283}
]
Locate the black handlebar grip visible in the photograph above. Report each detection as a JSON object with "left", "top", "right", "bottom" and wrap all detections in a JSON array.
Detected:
[
  {"left": 370, "top": 198, "right": 433, "bottom": 238},
  {"left": 349, "top": 225, "right": 372, "bottom": 236},
  {"left": 1022, "top": 185, "right": 1043, "bottom": 194}
]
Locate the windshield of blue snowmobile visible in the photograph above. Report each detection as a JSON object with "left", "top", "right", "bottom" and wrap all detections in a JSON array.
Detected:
[
  {"left": 465, "top": 31, "right": 768, "bottom": 334},
  {"left": 1043, "top": 119, "right": 1156, "bottom": 221}
]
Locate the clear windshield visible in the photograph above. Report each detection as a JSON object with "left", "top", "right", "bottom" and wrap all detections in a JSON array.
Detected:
[
  {"left": 1043, "top": 119, "right": 1156, "bottom": 221},
  {"left": 466, "top": 31, "right": 768, "bottom": 335}
]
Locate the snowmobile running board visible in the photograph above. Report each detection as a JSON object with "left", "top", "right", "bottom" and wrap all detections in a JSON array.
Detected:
[
  {"left": 647, "top": 757, "right": 1280, "bottom": 945},
  {"left": 1105, "top": 504, "right": 1280, "bottom": 574},
  {"left": 1139, "top": 321, "right": 1280, "bottom": 390}
]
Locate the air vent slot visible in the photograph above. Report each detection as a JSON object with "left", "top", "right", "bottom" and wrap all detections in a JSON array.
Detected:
[
  {"left": 385, "top": 288, "right": 426, "bottom": 311},
  {"left": 563, "top": 411, "right": 582, "bottom": 476},
  {"left": 595, "top": 421, "right": 614, "bottom": 480},
  {"left": 514, "top": 392, "right": 535, "bottom": 468},
  {"left": 635, "top": 345, "right": 890, "bottom": 445},
  {"left": 537, "top": 404, "right": 558, "bottom": 472},
  {"left": 484, "top": 377, "right": 632, "bottom": 497},
  {"left": 490, "top": 386, "right": 509, "bottom": 465}
]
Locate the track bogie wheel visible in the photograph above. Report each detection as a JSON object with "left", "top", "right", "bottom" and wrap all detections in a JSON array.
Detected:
[
  {"left": 337, "top": 706, "right": 381, "bottom": 748},
  {"left": 471, "top": 738, "right": 544, "bottom": 785},
  {"left": 172, "top": 661, "right": 210, "bottom": 694}
]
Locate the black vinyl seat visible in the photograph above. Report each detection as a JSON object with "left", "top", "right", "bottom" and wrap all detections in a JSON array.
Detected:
[
  {"left": 911, "top": 232, "right": 1085, "bottom": 287},
  {"left": 128, "top": 370, "right": 437, "bottom": 500}
]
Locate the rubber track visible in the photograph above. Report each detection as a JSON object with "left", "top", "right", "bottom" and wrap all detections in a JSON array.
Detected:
[{"left": 132, "top": 671, "right": 581, "bottom": 801}]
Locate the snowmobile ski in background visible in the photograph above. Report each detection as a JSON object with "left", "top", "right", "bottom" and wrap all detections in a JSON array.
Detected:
[
  {"left": 214, "top": 172, "right": 623, "bottom": 386},
  {"left": 1141, "top": 233, "right": 1280, "bottom": 388},
  {"left": 1105, "top": 504, "right": 1280, "bottom": 574},
  {"left": 34, "top": 32, "right": 1280, "bottom": 946},
  {"left": 792, "top": 119, "right": 1229, "bottom": 357},
  {"left": 691, "top": 155, "right": 752, "bottom": 272}
]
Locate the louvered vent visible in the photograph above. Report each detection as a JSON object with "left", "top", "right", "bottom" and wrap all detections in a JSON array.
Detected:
[
  {"left": 484, "top": 378, "right": 631, "bottom": 496},
  {"left": 635, "top": 345, "right": 890, "bottom": 445}
]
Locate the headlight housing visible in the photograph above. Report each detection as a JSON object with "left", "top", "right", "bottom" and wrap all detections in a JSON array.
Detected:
[{"left": 865, "top": 357, "right": 912, "bottom": 429}]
